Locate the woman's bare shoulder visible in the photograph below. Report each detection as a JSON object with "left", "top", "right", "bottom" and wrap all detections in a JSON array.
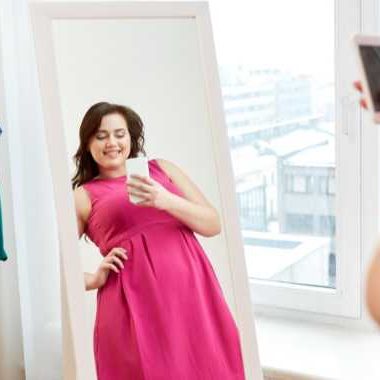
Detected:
[
  {"left": 154, "top": 158, "right": 213, "bottom": 208},
  {"left": 154, "top": 158, "right": 176, "bottom": 177}
]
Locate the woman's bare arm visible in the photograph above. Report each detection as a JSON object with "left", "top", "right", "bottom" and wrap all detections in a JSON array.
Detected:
[
  {"left": 156, "top": 159, "right": 221, "bottom": 237},
  {"left": 367, "top": 242, "right": 380, "bottom": 325},
  {"left": 74, "top": 187, "right": 97, "bottom": 291}
]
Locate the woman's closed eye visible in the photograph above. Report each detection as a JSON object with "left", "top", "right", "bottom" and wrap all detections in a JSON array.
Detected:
[{"left": 96, "top": 132, "right": 126, "bottom": 140}]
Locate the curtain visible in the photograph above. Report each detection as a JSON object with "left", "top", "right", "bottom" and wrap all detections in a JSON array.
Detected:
[{"left": 0, "top": 0, "right": 62, "bottom": 378}]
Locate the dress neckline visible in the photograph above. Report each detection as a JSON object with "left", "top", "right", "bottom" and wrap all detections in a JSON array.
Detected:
[
  {"left": 92, "top": 159, "right": 154, "bottom": 181},
  {"left": 93, "top": 175, "right": 127, "bottom": 181}
]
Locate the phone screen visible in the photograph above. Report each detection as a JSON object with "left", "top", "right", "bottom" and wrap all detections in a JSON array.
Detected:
[{"left": 359, "top": 45, "right": 380, "bottom": 111}]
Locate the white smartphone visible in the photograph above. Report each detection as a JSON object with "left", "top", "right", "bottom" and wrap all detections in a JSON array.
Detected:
[
  {"left": 353, "top": 34, "right": 380, "bottom": 123},
  {"left": 126, "top": 156, "right": 150, "bottom": 204}
]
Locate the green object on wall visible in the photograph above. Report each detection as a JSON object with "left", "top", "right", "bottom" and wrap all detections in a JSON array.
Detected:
[{"left": 0, "top": 194, "right": 8, "bottom": 261}]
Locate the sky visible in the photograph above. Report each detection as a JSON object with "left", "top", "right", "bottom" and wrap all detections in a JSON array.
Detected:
[{"left": 207, "top": 0, "right": 335, "bottom": 79}]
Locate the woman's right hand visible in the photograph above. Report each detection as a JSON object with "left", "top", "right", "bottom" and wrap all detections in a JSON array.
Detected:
[{"left": 92, "top": 247, "right": 128, "bottom": 289}]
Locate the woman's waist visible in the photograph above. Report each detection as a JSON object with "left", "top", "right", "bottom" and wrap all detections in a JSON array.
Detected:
[{"left": 100, "top": 218, "right": 190, "bottom": 255}]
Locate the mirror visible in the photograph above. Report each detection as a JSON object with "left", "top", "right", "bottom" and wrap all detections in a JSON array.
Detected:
[{"left": 30, "top": 2, "right": 262, "bottom": 379}]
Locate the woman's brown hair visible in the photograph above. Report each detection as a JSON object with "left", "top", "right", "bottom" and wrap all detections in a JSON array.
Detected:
[{"left": 71, "top": 102, "right": 146, "bottom": 189}]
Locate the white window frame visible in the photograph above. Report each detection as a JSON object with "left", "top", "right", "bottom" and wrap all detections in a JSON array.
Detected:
[{"left": 244, "top": 0, "right": 376, "bottom": 319}]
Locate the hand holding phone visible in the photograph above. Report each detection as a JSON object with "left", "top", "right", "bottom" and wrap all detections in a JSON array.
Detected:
[
  {"left": 353, "top": 34, "right": 380, "bottom": 123},
  {"left": 126, "top": 157, "right": 150, "bottom": 204}
]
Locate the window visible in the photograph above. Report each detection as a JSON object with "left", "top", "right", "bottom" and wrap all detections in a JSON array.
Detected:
[
  {"left": 285, "top": 214, "right": 314, "bottom": 234},
  {"left": 209, "top": 0, "right": 362, "bottom": 317},
  {"left": 328, "top": 176, "right": 336, "bottom": 195},
  {"left": 319, "top": 175, "right": 335, "bottom": 195},
  {"left": 319, "top": 176, "right": 329, "bottom": 194},
  {"left": 293, "top": 175, "right": 307, "bottom": 193},
  {"left": 285, "top": 174, "right": 314, "bottom": 193},
  {"left": 319, "top": 215, "right": 336, "bottom": 236}
]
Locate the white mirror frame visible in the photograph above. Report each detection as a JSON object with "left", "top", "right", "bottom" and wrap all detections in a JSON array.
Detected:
[{"left": 29, "top": 2, "right": 263, "bottom": 379}]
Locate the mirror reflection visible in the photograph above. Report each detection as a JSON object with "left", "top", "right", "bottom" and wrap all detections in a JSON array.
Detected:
[{"left": 53, "top": 17, "right": 248, "bottom": 379}]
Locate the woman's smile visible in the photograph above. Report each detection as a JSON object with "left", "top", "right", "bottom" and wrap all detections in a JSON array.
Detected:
[{"left": 104, "top": 149, "right": 122, "bottom": 158}]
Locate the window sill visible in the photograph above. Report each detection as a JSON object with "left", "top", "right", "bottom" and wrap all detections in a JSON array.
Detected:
[{"left": 255, "top": 314, "right": 380, "bottom": 380}]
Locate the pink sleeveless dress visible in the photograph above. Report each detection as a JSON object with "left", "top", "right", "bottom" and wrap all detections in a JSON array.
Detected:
[{"left": 82, "top": 158, "right": 246, "bottom": 380}]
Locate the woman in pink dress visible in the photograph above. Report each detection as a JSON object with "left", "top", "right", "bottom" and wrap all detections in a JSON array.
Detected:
[{"left": 72, "top": 101, "right": 246, "bottom": 380}]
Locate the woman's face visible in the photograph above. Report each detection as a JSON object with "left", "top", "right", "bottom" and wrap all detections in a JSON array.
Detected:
[{"left": 88, "top": 112, "right": 131, "bottom": 172}]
